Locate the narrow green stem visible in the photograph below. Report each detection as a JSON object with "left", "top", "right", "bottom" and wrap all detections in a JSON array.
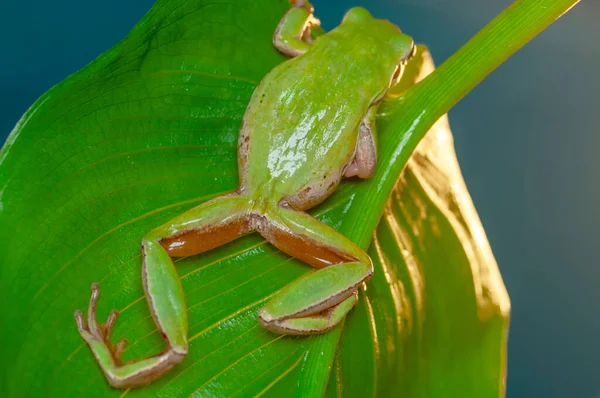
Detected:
[
  {"left": 343, "top": 0, "right": 580, "bottom": 246},
  {"left": 395, "top": 0, "right": 579, "bottom": 125}
]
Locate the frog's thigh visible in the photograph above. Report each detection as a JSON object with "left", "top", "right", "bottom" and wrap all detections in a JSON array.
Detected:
[
  {"left": 141, "top": 193, "right": 253, "bottom": 350},
  {"left": 256, "top": 206, "right": 372, "bottom": 334},
  {"left": 151, "top": 193, "right": 252, "bottom": 257},
  {"left": 273, "top": 6, "right": 319, "bottom": 56},
  {"left": 345, "top": 106, "right": 377, "bottom": 179}
]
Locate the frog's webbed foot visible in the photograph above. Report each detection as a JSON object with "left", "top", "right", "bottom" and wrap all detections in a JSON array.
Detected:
[
  {"left": 74, "top": 283, "right": 128, "bottom": 365},
  {"left": 74, "top": 283, "right": 186, "bottom": 388}
]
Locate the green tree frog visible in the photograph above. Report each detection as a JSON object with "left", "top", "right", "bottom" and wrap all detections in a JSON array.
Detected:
[{"left": 74, "top": 1, "right": 415, "bottom": 388}]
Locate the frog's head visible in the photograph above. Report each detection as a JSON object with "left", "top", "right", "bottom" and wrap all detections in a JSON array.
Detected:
[{"left": 342, "top": 7, "right": 416, "bottom": 88}]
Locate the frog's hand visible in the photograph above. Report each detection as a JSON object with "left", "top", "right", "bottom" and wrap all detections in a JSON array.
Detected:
[
  {"left": 257, "top": 205, "right": 372, "bottom": 334},
  {"left": 274, "top": 2, "right": 320, "bottom": 57},
  {"left": 75, "top": 193, "right": 252, "bottom": 388}
]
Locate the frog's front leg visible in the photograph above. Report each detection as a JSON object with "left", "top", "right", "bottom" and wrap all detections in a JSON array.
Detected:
[
  {"left": 345, "top": 105, "right": 378, "bottom": 179},
  {"left": 274, "top": 1, "right": 320, "bottom": 56},
  {"left": 74, "top": 193, "right": 252, "bottom": 388},
  {"left": 257, "top": 206, "right": 373, "bottom": 334}
]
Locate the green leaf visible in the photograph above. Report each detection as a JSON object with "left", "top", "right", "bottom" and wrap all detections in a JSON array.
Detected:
[{"left": 5, "top": 0, "right": 573, "bottom": 396}]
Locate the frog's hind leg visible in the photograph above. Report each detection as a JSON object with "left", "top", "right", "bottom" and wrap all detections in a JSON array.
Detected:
[
  {"left": 256, "top": 205, "right": 372, "bottom": 334},
  {"left": 75, "top": 193, "right": 253, "bottom": 388}
]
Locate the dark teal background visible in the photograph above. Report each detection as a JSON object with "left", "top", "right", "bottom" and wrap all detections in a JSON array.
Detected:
[{"left": 1, "top": 1, "right": 598, "bottom": 397}]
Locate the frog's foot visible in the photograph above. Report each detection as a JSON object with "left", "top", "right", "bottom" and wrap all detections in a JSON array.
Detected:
[
  {"left": 74, "top": 283, "right": 128, "bottom": 365},
  {"left": 259, "top": 291, "right": 358, "bottom": 335},
  {"left": 74, "top": 283, "right": 186, "bottom": 388}
]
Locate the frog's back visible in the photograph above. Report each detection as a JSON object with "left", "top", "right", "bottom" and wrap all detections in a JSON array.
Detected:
[
  {"left": 238, "top": 12, "right": 410, "bottom": 207},
  {"left": 240, "top": 37, "right": 380, "bottom": 200}
]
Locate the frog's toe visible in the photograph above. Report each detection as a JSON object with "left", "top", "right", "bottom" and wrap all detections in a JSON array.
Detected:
[
  {"left": 74, "top": 283, "right": 125, "bottom": 360},
  {"left": 75, "top": 283, "right": 100, "bottom": 340},
  {"left": 113, "top": 338, "right": 128, "bottom": 364},
  {"left": 73, "top": 309, "right": 89, "bottom": 338},
  {"left": 102, "top": 309, "right": 120, "bottom": 341}
]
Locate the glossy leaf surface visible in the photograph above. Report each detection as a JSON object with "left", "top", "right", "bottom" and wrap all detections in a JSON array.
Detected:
[{"left": 0, "top": 1, "right": 509, "bottom": 396}]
